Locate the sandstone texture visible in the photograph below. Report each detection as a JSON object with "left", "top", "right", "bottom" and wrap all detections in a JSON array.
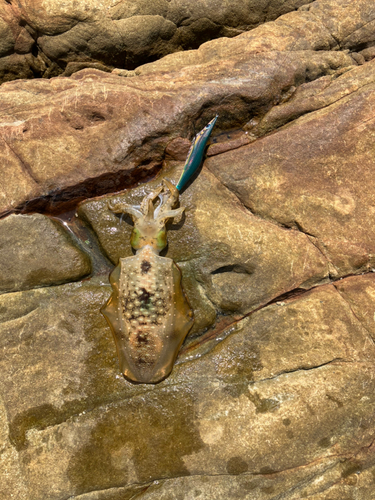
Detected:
[
  {"left": 0, "top": 213, "right": 91, "bottom": 293},
  {"left": 0, "top": 0, "right": 313, "bottom": 83},
  {"left": 1, "top": 0, "right": 375, "bottom": 498}
]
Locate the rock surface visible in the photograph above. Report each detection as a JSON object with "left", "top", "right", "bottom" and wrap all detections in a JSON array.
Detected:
[
  {"left": 1, "top": 279, "right": 375, "bottom": 499},
  {"left": 78, "top": 164, "right": 328, "bottom": 325},
  {"left": 1, "top": 0, "right": 375, "bottom": 498},
  {"left": 0, "top": 0, "right": 313, "bottom": 83},
  {"left": 0, "top": 47, "right": 356, "bottom": 217},
  {"left": 2, "top": 0, "right": 375, "bottom": 217},
  {"left": 206, "top": 59, "right": 375, "bottom": 279},
  {"left": 0, "top": 213, "right": 91, "bottom": 293}
]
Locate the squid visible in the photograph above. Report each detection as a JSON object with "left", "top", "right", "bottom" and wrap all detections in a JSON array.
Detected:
[{"left": 101, "top": 116, "right": 218, "bottom": 383}]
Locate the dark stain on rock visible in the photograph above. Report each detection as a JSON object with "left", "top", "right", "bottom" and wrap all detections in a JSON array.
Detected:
[
  {"left": 318, "top": 436, "right": 331, "bottom": 448},
  {"left": 341, "top": 460, "right": 363, "bottom": 478},
  {"left": 67, "top": 389, "right": 204, "bottom": 496},
  {"left": 9, "top": 403, "right": 76, "bottom": 451},
  {"left": 141, "top": 260, "right": 152, "bottom": 274},
  {"left": 24, "top": 268, "right": 57, "bottom": 287},
  {"left": 248, "top": 392, "right": 280, "bottom": 413},
  {"left": 282, "top": 418, "right": 291, "bottom": 426},
  {"left": 226, "top": 456, "right": 249, "bottom": 475},
  {"left": 223, "top": 381, "right": 250, "bottom": 399},
  {"left": 261, "top": 485, "right": 275, "bottom": 494},
  {"left": 5, "top": 286, "right": 123, "bottom": 452},
  {"left": 7, "top": 284, "right": 145, "bottom": 456},
  {"left": 241, "top": 480, "right": 258, "bottom": 491},
  {"left": 213, "top": 338, "right": 262, "bottom": 385}
]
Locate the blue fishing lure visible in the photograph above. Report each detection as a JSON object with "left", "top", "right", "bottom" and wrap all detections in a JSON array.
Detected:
[{"left": 176, "top": 115, "right": 218, "bottom": 191}]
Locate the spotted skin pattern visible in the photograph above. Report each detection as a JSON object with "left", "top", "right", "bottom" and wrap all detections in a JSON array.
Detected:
[
  {"left": 102, "top": 244, "right": 194, "bottom": 384},
  {"left": 118, "top": 246, "right": 173, "bottom": 367}
]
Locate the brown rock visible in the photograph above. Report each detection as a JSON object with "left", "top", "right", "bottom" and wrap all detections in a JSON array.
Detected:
[
  {"left": 1, "top": 0, "right": 375, "bottom": 497},
  {"left": 0, "top": 16, "right": 15, "bottom": 58},
  {"left": 334, "top": 274, "right": 375, "bottom": 340},
  {"left": 0, "top": 213, "right": 91, "bottom": 293},
  {"left": 2, "top": 278, "right": 374, "bottom": 498},
  {"left": 165, "top": 136, "right": 191, "bottom": 160},
  {"left": 206, "top": 60, "right": 375, "bottom": 278},
  {"left": 136, "top": 0, "right": 375, "bottom": 76},
  {"left": 78, "top": 164, "right": 328, "bottom": 319},
  {"left": 244, "top": 61, "right": 375, "bottom": 137},
  {"left": 207, "top": 132, "right": 251, "bottom": 156},
  {"left": 350, "top": 51, "right": 365, "bottom": 65},
  {"left": 360, "top": 46, "right": 375, "bottom": 61},
  {"left": 0, "top": 53, "right": 35, "bottom": 83},
  {"left": 14, "top": 29, "right": 35, "bottom": 55},
  {"left": 62, "top": 61, "right": 112, "bottom": 77},
  {"left": 308, "top": 0, "right": 375, "bottom": 50},
  {"left": 5, "top": 1, "right": 374, "bottom": 217},
  {"left": 0, "top": 48, "right": 354, "bottom": 216},
  {"left": 0, "top": 0, "right": 314, "bottom": 83}
]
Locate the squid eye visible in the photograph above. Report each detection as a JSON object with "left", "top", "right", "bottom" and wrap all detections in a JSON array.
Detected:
[
  {"left": 156, "top": 229, "right": 167, "bottom": 251},
  {"left": 130, "top": 228, "right": 141, "bottom": 249}
]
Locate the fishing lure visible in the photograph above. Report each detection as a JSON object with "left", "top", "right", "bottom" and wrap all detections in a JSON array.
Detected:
[{"left": 101, "top": 116, "right": 218, "bottom": 383}]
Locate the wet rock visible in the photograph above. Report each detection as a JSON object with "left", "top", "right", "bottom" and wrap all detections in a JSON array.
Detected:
[
  {"left": 0, "top": 280, "right": 121, "bottom": 451},
  {"left": 0, "top": 0, "right": 313, "bottom": 83},
  {"left": 0, "top": 396, "right": 28, "bottom": 500},
  {"left": 78, "top": 164, "right": 328, "bottom": 320},
  {"left": 1, "top": 0, "right": 375, "bottom": 497},
  {"left": 0, "top": 213, "right": 91, "bottom": 293},
  {"left": 117, "top": 451, "right": 375, "bottom": 499},
  {"left": 2, "top": 278, "right": 374, "bottom": 498}
]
